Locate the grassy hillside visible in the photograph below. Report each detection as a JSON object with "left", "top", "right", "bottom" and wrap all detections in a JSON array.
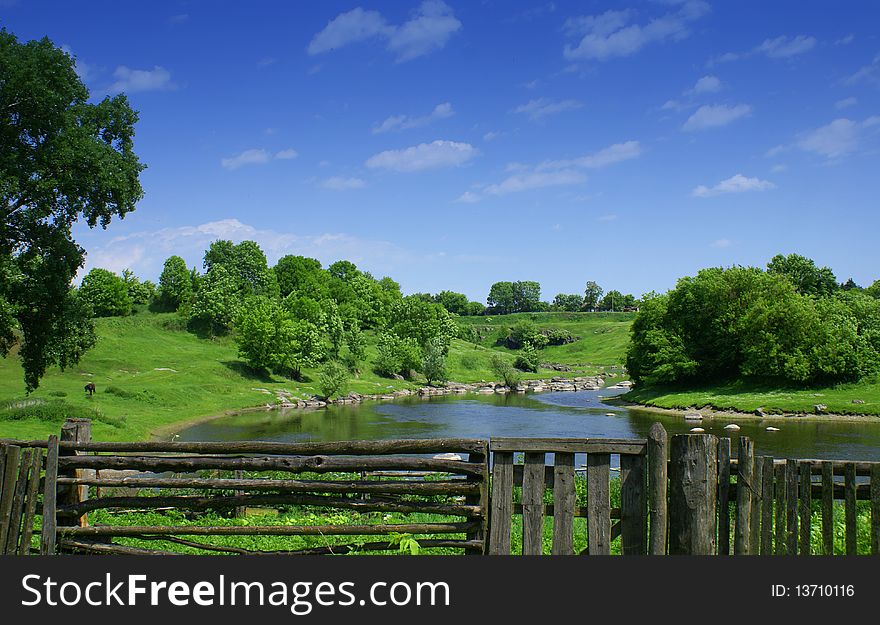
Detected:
[{"left": 0, "top": 311, "right": 634, "bottom": 441}]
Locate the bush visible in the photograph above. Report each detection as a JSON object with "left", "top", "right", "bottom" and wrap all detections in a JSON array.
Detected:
[
  {"left": 490, "top": 354, "right": 521, "bottom": 389},
  {"left": 317, "top": 361, "right": 349, "bottom": 399},
  {"left": 79, "top": 268, "right": 132, "bottom": 317},
  {"left": 514, "top": 344, "right": 540, "bottom": 372},
  {"left": 506, "top": 320, "right": 548, "bottom": 349},
  {"left": 375, "top": 332, "right": 422, "bottom": 379},
  {"left": 422, "top": 337, "right": 448, "bottom": 386}
]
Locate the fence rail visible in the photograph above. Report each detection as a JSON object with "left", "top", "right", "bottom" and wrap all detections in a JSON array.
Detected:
[{"left": 2, "top": 419, "right": 880, "bottom": 555}]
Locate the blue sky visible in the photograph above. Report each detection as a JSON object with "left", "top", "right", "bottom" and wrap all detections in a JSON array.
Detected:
[{"left": 2, "top": 1, "right": 879, "bottom": 301}]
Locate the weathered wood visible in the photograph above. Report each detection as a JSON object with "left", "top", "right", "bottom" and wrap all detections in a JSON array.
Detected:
[
  {"left": 647, "top": 423, "right": 668, "bottom": 555},
  {"left": 799, "top": 460, "right": 812, "bottom": 555},
  {"left": 59, "top": 418, "right": 91, "bottom": 528},
  {"left": 133, "top": 536, "right": 482, "bottom": 556},
  {"left": 750, "top": 451, "right": 762, "bottom": 554},
  {"left": 40, "top": 436, "right": 59, "bottom": 555},
  {"left": 821, "top": 461, "right": 834, "bottom": 555},
  {"left": 731, "top": 458, "right": 880, "bottom": 477},
  {"left": 4, "top": 448, "right": 33, "bottom": 554},
  {"left": 871, "top": 464, "right": 880, "bottom": 555},
  {"left": 0, "top": 445, "right": 22, "bottom": 553},
  {"left": 59, "top": 454, "right": 483, "bottom": 476},
  {"left": 464, "top": 444, "right": 490, "bottom": 555},
  {"left": 60, "top": 539, "right": 178, "bottom": 556},
  {"left": 587, "top": 453, "right": 611, "bottom": 555},
  {"left": 845, "top": 462, "right": 857, "bottom": 555},
  {"left": 551, "top": 452, "right": 575, "bottom": 555},
  {"left": 490, "top": 437, "right": 646, "bottom": 455},
  {"left": 18, "top": 449, "right": 42, "bottom": 555},
  {"left": 488, "top": 451, "right": 513, "bottom": 555},
  {"left": 774, "top": 463, "right": 785, "bottom": 555},
  {"left": 59, "top": 521, "right": 478, "bottom": 537},
  {"left": 620, "top": 453, "right": 646, "bottom": 555},
  {"left": 512, "top": 504, "right": 621, "bottom": 519},
  {"left": 55, "top": 476, "right": 480, "bottom": 496},
  {"left": 734, "top": 437, "right": 754, "bottom": 555},
  {"left": 785, "top": 459, "right": 798, "bottom": 555},
  {"left": 717, "top": 438, "right": 731, "bottom": 555},
  {"left": 760, "top": 457, "right": 774, "bottom": 555},
  {"left": 522, "top": 452, "right": 546, "bottom": 555},
  {"left": 668, "top": 434, "right": 717, "bottom": 555}
]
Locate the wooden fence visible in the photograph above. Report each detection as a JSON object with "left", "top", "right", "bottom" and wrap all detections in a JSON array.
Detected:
[{"left": 2, "top": 419, "right": 880, "bottom": 555}]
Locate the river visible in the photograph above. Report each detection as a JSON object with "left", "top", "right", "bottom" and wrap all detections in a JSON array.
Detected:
[{"left": 176, "top": 387, "right": 880, "bottom": 461}]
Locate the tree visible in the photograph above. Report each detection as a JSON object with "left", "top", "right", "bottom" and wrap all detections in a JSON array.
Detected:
[
  {"left": 190, "top": 265, "right": 240, "bottom": 336},
  {"left": 0, "top": 30, "right": 145, "bottom": 391},
  {"left": 273, "top": 255, "right": 328, "bottom": 299},
  {"left": 841, "top": 278, "right": 861, "bottom": 291},
  {"left": 598, "top": 290, "right": 636, "bottom": 311},
  {"left": 512, "top": 281, "right": 541, "bottom": 312},
  {"left": 121, "top": 269, "right": 155, "bottom": 305},
  {"left": 435, "top": 290, "right": 469, "bottom": 315},
  {"left": 489, "top": 353, "right": 521, "bottom": 389},
  {"left": 375, "top": 332, "right": 421, "bottom": 379},
  {"left": 487, "top": 281, "right": 515, "bottom": 314},
  {"left": 78, "top": 268, "right": 132, "bottom": 317},
  {"left": 767, "top": 253, "right": 838, "bottom": 297},
  {"left": 583, "top": 281, "right": 603, "bottom": 311},
  {"left": 388, "top": 296, "right": 458, "bottom": 352},
  {"left": 514, "top": 344, "right": 540, "bottom": 372},
  {"left": 422, "top": 337, "right": 448, "bottom": 386},
  {"left": 157, "top": 256, "right": 192, "bottom": 311},
  {"left": 553, "top": 293, "right": 583, "bottom": 312},
  {"left": 317, "top": 360, "right": 349, "bottom": 399},
  {"left": 463, "top": 301, "right": 485, "bottom": 316}
]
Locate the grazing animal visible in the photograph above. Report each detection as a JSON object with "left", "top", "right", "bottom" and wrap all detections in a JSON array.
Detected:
[{"left": 84, "top": 383, "right": 96, "bottom": 396}]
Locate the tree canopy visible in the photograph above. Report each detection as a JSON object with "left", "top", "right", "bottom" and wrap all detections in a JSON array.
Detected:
[{"left": 0, "top": 30, "right": 145, "bottom": 390}]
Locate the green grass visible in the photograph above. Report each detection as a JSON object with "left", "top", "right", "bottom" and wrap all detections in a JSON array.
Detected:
[
  {"left": 0, "top": 310, "right": 633, "bottom": 441},
  {"left": 625, "top": 377, "right": 880, "bottom": 417}
]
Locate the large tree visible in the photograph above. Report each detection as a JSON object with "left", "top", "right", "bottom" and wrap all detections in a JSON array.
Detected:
[
  {"left": 766, "top": 253, "right": 838, "bottom": 298},
  {"left": 0, "top": 30, "right": 145, "bottom": 390},
  {"left": 583, "top": 281, "right": 603, "bottom": 311}
]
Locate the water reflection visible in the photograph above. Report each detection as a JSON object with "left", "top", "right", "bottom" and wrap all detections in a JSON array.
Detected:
[{"left": 177, "top": 387, "right": 880, "bottom": 461}]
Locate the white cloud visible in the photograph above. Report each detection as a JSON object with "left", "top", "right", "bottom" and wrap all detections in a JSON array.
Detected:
[
  {"left": 691, "top": 173, "right": 774, "bottom": 198},
  {"left": 835, "top": 97, "right": 858, "bottom": 110},
  {"left": 82, "top": 219, "right": 409, "bottom": 282},
  {"left": 275, "top": 148, "right": 299, "bottom": 160},
  {"left": 106, "top": 65, "right": 174, "bottom": 94},
  {"left": 513, "top": 98, "right": 583, "bottom": 120},
  {"left": 365, "top": 139, "right": 477, "bottom": 172},
  {"left": 456, "top": 191, "right": 481, "bottom": 203},
  {"left": 598, "top": 214, "right": 618, "bottom": 222},
  {"left": 691, "top": 74, "right": 722, "bottom": 94},
  {"left": 563, "top": 1, "right": 709, "bottom": 61},
  {"left": 682, "top": 103, "right": 752, "bottom": 131},
  {"left": 836, "top": 34, "right": 855, "bottom": 45},
  {"left": 795, "top": 118, "right": 862, "bottom": 159},
  {"left": 307, "top": 1, "right": 461, "bottom": 63},
  {"left": 755, "top": 35, "right": 816, "bottom": 59},
  {"left": 321, "top": 176, "right": 366, "bottom": 190},
  {"left": 844, "top": 54, "right": 880, "bottom": 86},
  {"left": 711, "top": 238, "right": 732, "bottom": 248},
  {"left": 482, "top": 131, "right": 504, "bottom": 142},
  {"left": 463, "top": 140, "right": 641, "bottom": 201},
  {"left": 372, "top": 102, "right": 454, "bottom": 134},
  {"left": 221, "top": 147, "right": 299, "bottom": 170}
]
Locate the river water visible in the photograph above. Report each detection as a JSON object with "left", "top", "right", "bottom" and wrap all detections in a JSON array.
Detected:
[{"left": 177, "top": 387, "right": 880, "bottom": 461}]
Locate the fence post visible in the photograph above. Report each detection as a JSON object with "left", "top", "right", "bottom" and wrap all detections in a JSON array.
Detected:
[
  {"left": 734, "top": 437, "right": 754, "bottom": 554},
  {"left": 647, "top": 423, "right": 668, "bottom": 555},
  {"left": 668, "top": 433, "right": 717, "bottom": 555},
  {"left": 59, "top": 418, "right": 92, "bottom": 529}
]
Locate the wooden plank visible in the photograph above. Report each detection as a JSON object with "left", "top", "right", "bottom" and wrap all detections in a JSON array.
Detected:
[
  {"left": 59, "top": 454, "right": 484, "bottom": 476},
  {"left": 717, "top": 438, "right": 731, "bottom": 555},
  {"left": 0, "top": 445, "right": 21, "bottom": 553},
  {"left": 647, "top": 423, "right": 668, "bottom": 555},
  {"left": 785, "top": 459, "right": 798, "bottom": 555},
  {"left": 668, "top": 434, "right": 717, "bottom": 555},
  {"left": 760, "top": 457, "right": 774, "bottom": 556},
  {"left": 620, "top": 453, "right": 646, "bottom": 555},
  {"left": 774, "top": 463, "right": 785, "bottom": 555},
  {"left": 730, "top": 458, "right": 880, "bottom": 477},
  {"left": 821, "top": 461, "right": 834, "bottom": 555},
  {"left": 750, "top": 451, "right": 762, "bottom": 554},
  {"left": 488, "top": 451, "right": 513, "bottom": 555},
  {"left": 871, "top": 464, "right": 880, "bottom": 556},
  {"left": 464, "top": 443, "right": 490, "bottom": 555},
  {"left": 551, "top": 452, "right": 575, "bottom": 555},
  {"left": 18, "top": 449, "right": 42, "bottom": 555},
  {"left": 490, "top": 437, "right": 646, "bottom": 455},
  {"left": 734, "top": 437, "right": 754, "bottom": 555},
  {"left": 40, "top": 436, "right": 59, "bottom": 555},
  {"left": 845, "top": 462, "right": 857, "bottom": 555},
  {"left": 60, "top": 522, "right": 479, "bottom": 537},
  {"left": 587, "top": 453, "right": 611, "bottom": 555},
  {"left": 5, "top": 448, "right": 33, "bottom": 555},
  {"left": 521, "top": 452, "right": 546, "bottom": 555},
  {"left": 799, "top": 460, "right": 812, "bottom": 555}
]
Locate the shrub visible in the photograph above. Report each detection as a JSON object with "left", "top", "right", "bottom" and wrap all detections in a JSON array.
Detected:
[
  {"left": 490, "top": 354, "right": 521, "bottom": 389},
  {"left": 317, "top": 361, "right": 349, "bottom": 399},
  {"left": 514, "top": 344, "right": 540, "bottom": 372},
  {"left": 79, "top": 268, "right": 132, "bottom": 317},
  {"left": 422, "top": 337, "right": 448, "bottom": 386},
  {"left": 375, "top": 333, "right": 422, "bottom": 379}
]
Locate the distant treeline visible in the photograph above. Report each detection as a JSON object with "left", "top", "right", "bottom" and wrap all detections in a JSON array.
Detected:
[{"left": 627, "top": 254, "right": 880, "bottom": 387}]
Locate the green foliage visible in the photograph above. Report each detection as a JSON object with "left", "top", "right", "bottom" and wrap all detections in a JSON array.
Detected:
[
  {"left": 121, "top": 269, "right": 155, "bottom": 305},
  {"left": 388, "top": 296, "right": 458, "bottom": 352},
  {"left": 490, "top": 353, "right": 521, "bottom": 388},
  {"left": 388, "top": 533, "right": 421, "bottom": 555},
  {"left": 434, "top": 290, "right": 469, "bottom": 315},
  {"left": 767, "top": 253, "right": 838, "bottom": 297},
  {"left": 0, "top": 30, "right": 145, "bottom": 391},
  {"left": 459, "top": 353, "right": 480, "bottom": 370},
  {"left": 157, "top": 255, "right": 192, "bottom": 311},
  {"left": 79, "top": 268, "right": 132, "bottom": 317},
  {"left": 552, "top": 293, "right": 583, "bottom": 312},
  {"left": 375, "top": 332, "right": 422, "bottom": 379},
  {"left": 627, "top": 261, "right": 880, "bottom": 387},
  {"left": 583, "top": 281, "right": 603, "bottom": 310},
  {"left": 507, "top": 320, "right": 548, "bottom": 349},
  {"left": 487, "top": 280, "right": 542, "bottom": 314},
  {"left": 422, "top": 337, "right": 449, "bottom": 385},
  {"left": 514, "top": 344, "right": 540, "bottom": 372},
  {"left": 190, "top": 264, "right": 240, "bottom": 336},
  {"left": 342, "top": 322, "right": 366, "bottom": 373},
  {"left": 273, "top": 255, "right": 328, "bottom": 300},
  {"left": 463, "top": 301, "right": 486, "bottom": 316},
  {"left": 317, "top": 360, "right": 349, "bottom": 399},
  {"left": 597, "top": 290, "right": 637, "bottom": 311}
]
